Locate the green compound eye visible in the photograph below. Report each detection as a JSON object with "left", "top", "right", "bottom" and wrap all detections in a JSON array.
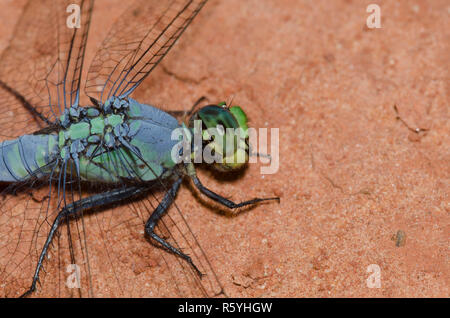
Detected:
[
  {"left": 229, "top": 106, "right": 248, "bottom": 138},
  {"left": 190, "top": 105, "right": 250, "bottom": 171}
]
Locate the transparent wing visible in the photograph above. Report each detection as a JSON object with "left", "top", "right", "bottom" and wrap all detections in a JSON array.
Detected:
[
  {"left": 0, "top": 182, "right": 52, "bottom": 297},
  {"left": 85, "top": 0, "right": 207, "bottom": 104},
  {"left": 68, "top": 184, "right": 224, "bottom": 297},
  {"left": 0, "top": 168, "right": 84, "bottom": 297},
  {"left": 0, "top": 0, "right": 94, "bottom": 136},
  {"left": 0, "top": 0, "right": 95, "bottom": 295},
  {"left": 0, "top": 180, "right": 224, "bottom": 297}
]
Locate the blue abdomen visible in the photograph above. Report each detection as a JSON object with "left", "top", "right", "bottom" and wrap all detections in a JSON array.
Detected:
[{"left": 0, "top": 134, "right": 58, "bottom": 182}]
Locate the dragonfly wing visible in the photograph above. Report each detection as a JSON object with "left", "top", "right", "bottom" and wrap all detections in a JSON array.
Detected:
[
  {"left": 0, "top": 0, "right": 95, "bottom": 297},
  {"left": 0, "top": 0, "right": 94, "bottom": 136},
  {"left": 0, "top": 178, "right": 82, "bottom": 297},
  {"left": 0, "top": 156, "right": 224, "bottom": 297},
  {"left": 56, "top": 173, "right": 225, "bottom": 297},
  {"left": 129, "top": 189, "right": 225, "bottom": 297},
  {"left": 85, "top": 0, "right": 208, "bottom": 104}
]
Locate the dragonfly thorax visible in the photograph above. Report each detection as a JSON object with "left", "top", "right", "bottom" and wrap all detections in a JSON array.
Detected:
[
  {"left": 54, "top": 97, "right": 180, "bottom": 183},
  {"left": 57, "top": 101, "right": 133, "bottom": 162}
]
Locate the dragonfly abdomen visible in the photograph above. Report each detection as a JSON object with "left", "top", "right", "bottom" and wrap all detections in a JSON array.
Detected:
[{"left": 0, "top": 134, "right": 58, "bottom": 182}]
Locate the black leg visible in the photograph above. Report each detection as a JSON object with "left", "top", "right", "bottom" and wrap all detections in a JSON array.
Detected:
[
  {"left": 192, "top": 175, "right": 279, "bottom": 209},
  {"left": 0, "top": 79, "right": 53, "bottom": 125},
  {"left": 185, "top": 163, "right": 280, "bottom": 211},
  {"left": 144, "top": 178, "right": 203, "bottom": 277},
  {"left": 167, "top": 96, "right": 209, "bottom": 118},
  {"left": 20, "top": 186, "right": 148, "bottom": 298}
]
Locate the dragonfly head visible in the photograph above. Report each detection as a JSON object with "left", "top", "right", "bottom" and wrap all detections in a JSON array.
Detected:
[{"left": 188, "top": 102, "right": 249, "bottom": 171}]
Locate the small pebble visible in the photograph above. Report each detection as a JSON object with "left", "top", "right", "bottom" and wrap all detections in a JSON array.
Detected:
[{"left": 391, "top": 230, "right": 406, "bottom": 247}]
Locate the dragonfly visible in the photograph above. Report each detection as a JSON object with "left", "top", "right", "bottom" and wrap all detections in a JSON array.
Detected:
[{"left": 0, "top": 0, "right": 278, "bottom": 297}]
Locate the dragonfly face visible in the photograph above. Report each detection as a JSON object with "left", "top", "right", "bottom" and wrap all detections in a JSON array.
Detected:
[{"left": 188, "top": 104, "right": 249, "bottom": 171}]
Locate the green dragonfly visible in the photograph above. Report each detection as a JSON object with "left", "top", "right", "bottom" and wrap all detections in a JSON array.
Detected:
[{"left": 0, "top": 0, "right": 278, "bottom": 297}]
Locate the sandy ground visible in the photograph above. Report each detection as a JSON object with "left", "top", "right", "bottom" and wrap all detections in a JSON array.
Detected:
[{"left": 0, "top": 0, "right": 448, "bottom": 297}]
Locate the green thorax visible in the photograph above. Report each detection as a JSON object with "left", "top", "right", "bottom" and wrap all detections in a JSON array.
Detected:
[
  {"left": 58, "top": 110, "right": 124, "bottom": 160},
  {"left": 57, "top": 104, "right": 177, "bottom": 183}
]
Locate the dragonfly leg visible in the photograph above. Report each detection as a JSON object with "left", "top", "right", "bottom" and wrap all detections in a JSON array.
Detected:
[
  {"left": 167, "top": 96, "right": 208, "bottom": 117},
  {"left": 20, "top": 186, "right": 147, "bottom": 298},
  {"left": 144, "top": 177, "right": 203, "bottom": 277},
  {"left": 185, "top": 163, "right": 280, "bottom": 211},
  {"left": 0, "top": 80, "right": 54, "bottom": 126}
]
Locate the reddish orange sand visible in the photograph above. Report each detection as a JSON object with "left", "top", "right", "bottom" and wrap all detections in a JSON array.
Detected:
[{"left": 0, "top": 0, "right": 448, "bottom": 297}]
